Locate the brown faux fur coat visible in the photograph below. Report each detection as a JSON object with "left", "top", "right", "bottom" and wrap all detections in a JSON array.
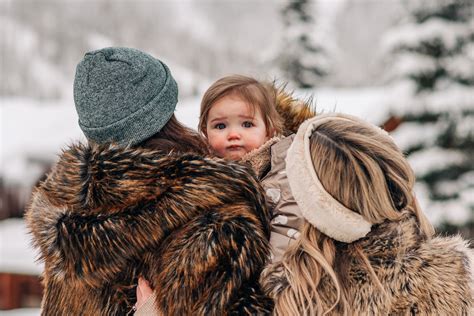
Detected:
[
  {"left": 262, "top": 211, "right": 474, "bottom": 315},
  {"left": 25, "top": 89, "right": 314, "bottom": 316},
  {"left": 26, "top": 147, "right": 273, "bottom": 315}
]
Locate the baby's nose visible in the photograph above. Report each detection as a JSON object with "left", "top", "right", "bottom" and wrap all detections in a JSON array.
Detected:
[{"left": 227, "top": 130, "right": 241, "bottom": 140}]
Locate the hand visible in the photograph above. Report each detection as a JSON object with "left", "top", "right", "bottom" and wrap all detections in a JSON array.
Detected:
[{"left": 135, "top": 277, "right": 154, "bottom": 311}]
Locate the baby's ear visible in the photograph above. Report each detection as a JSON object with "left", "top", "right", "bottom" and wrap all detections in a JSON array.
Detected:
[
  {"left": 199, "top": 126, "right": 208, "bottom": 138},
  {"left": 267, "top": 127, "right": 275, "bottom": 138},
  {"left": 267, "top": 128, "right": 276, "bottom": 138}
]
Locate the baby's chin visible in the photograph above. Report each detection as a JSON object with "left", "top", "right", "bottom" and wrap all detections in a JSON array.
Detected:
[{"left": 223, "top": 152, "right": 246, "bottom": 161}]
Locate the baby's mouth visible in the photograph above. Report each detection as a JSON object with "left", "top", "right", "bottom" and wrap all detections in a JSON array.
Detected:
[{"left": 227, "top": 145, "right": 243, "bottom": 151}]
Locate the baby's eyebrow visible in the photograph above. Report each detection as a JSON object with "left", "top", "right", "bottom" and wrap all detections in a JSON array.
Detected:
[
  {"left": 209, "top": 115, "right": 255, "bottom": 123},
  {"left": 210, "top": 117, "right": 227, "bottom": 123}
]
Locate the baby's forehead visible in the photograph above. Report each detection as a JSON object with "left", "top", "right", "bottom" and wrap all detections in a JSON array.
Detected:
[
  {"left": 208, "top": 112, "right": 257, "bottom": 122},
  {"left": 208, "top": 97, "right": 261, "bottom": 119}
]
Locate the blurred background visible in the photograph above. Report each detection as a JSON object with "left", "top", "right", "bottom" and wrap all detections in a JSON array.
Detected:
[{"left": 0, "top": 0, "right": 473, "bottom": 313}]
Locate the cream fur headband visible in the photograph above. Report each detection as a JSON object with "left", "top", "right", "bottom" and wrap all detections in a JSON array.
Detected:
[{"left": 285, "top": 113, "right": 391, "bottom": 243}]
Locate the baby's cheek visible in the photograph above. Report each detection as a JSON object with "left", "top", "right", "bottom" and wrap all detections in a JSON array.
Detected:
[
  {"left": 207, "top": 135, "right": 220, "bottom": 150},
  {"left": 210, "top": 143, "right": 227, "bottom": 159}
]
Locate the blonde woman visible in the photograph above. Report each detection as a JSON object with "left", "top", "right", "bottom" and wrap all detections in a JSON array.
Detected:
[{"left": 261, "top": 113, "right": 473, "bottom": 315}]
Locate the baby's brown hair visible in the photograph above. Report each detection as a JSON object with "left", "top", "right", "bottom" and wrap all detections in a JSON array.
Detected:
[{"left": 199, "top": 75, "right": 283, "bottom": 136}]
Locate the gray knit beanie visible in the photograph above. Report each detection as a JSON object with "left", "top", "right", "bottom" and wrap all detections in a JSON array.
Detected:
[{"left": 73, "top": 47, "right": 178, "bottom": 146}]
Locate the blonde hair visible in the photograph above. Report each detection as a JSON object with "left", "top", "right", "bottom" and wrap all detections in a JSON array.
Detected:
[
  {"left": 268, "top": 116, "right": 434, "bottom": 316},
  {"left": 198, "top": 75, "right": 283, "bottom": 137}
]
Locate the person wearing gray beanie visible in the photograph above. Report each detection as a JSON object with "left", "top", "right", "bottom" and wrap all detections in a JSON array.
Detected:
[
  {"left": 74, "top": 47, "right": 178, "bottom": 146},
  {"left": 26, "top": 47, "right": 273, "bottom": 315}
]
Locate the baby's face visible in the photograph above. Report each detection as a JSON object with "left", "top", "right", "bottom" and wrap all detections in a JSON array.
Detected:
[{"left": 206, "top": 95, "right": 268, "bottom": 160}]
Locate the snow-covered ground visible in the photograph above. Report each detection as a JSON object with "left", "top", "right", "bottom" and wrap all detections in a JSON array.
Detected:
[{"left": 0, "top": 308, "right": 40, "bottom": 316}]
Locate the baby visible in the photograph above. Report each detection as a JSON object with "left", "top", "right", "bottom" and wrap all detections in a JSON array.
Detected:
[
  {"left": 199, "top": 75, "right": 282, "bottom": 160},
  {"left": 199, "top": 74, "right": 305, "bottom": 262}
]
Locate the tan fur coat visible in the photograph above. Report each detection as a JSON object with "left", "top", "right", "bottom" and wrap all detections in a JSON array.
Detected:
[{"left": 262, "top": 211, "right": 474, "bottom": 315}]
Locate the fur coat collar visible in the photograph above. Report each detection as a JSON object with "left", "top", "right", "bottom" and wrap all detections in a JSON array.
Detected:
[
  {"left": 26, "top": 144, "right": 273, "bottom": 315},
  {"left": 241, "top": 136, "right": 281, "bottom": 179}
]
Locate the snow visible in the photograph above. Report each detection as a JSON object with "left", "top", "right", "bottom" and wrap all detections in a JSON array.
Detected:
[
  {"left": 415, "top": 84, "right": 474, "bottom": 113},
  {"left": 429, "top": 199, "right": 472, "bottom": 226},
  {"left": 2, "top": 16, "right": 69, "bottom": 99},
  {"left": 2, "top": 16, "right": 37, "bottom": 60},
  {"left": 407, "top": 0, "right": 460, "bottom": 13},
  {"left": 0, "top": 308, "right": 40, "bottom": 316},
  {"left": 1, "top": 98, "right": 84, "bottom": 187},
  {"left": 412, "top": 182, "right": 470, "bottom": 226},
  {"left": 391, "top": 121, "right": 442, "bottom": 150},
  {"left": 316, "top": 0, "right": 346, "bottom": 26},
  {"left": 173, "top": 0, "right": 215, "bottom": 45},
  {"left": 381, "top": 18, "right": 469, "bottom": 53},
  {"left": 385, "top": 82, "right": 474, "bottom": 116},
  {"left": 379, "top": 0, "right": 473, "bottom": 227},
  {"left": 445, "top": 49, "right": 474, "bottom": 80},
  {"left": 163, "top": 62, "right": 212, "bottom": 98},
  {"left": 297, "top": 86, "right": 392, "bottom": 124},
  {"left": 408, "top": 147, "right": 466, "bottom": 177},
  {"left": 175, "top": 97, "right": 202, "bottom": 131},
  {"left": 435, "top": 172, "right": 474, "bottom": 198},
  {"left": 0, "top": 218, "right": 42, "bottom": 275},
  {"left": 279, "top": 0, "right": 332, "bottom": 87},
  {"left": 456, "top": 115, "right": 474, "bottom": 138},
  {"left": 388, "top": 52, "right": 438, "bottom": 79},
  {"left": 460, "top": 187, "right": 474, "bottom": 206},
  {"left": 86, "top": 33, "right": 114, "bottom": 50}
]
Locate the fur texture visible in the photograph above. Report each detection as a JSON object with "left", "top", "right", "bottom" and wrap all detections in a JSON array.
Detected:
[
  {"left": 240, "top": 87, "right": 316, "bottom": 177},
  {"left": 26, "top": 144, "right": 273, "bottom": 315},
  {"left": 262, "top": 211, "right": 474, "bottom": 315},
  {"left": 241, "top": 137, "right": 281, "bottom": 179},
  {"left": 274, "top": 86, "right": 316, "bottom": 136}
]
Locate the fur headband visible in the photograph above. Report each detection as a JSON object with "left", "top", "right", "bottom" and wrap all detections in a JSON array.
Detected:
[{"left": 285, "top": 113, "right": 386, "bottom": 243}]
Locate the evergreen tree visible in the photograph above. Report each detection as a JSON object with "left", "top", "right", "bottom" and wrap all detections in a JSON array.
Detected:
[
  {"left": 279, "top": 0, "right": 329, "bottom": 88},
  {"left": 382, "top": 0, "right": 474, "bottom": 236}
]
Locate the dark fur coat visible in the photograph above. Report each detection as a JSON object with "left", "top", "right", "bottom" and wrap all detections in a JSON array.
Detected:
[{"left": 26, "top": 146, "right": 274, "bottom": 315}]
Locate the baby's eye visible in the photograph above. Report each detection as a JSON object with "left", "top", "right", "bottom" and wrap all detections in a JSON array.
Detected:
[
  {"left": 242, "top": 121, "right": 254, "bottom": 128},
  {"left": 214, "top": 123, "right": 226, "bottom": 130}
]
